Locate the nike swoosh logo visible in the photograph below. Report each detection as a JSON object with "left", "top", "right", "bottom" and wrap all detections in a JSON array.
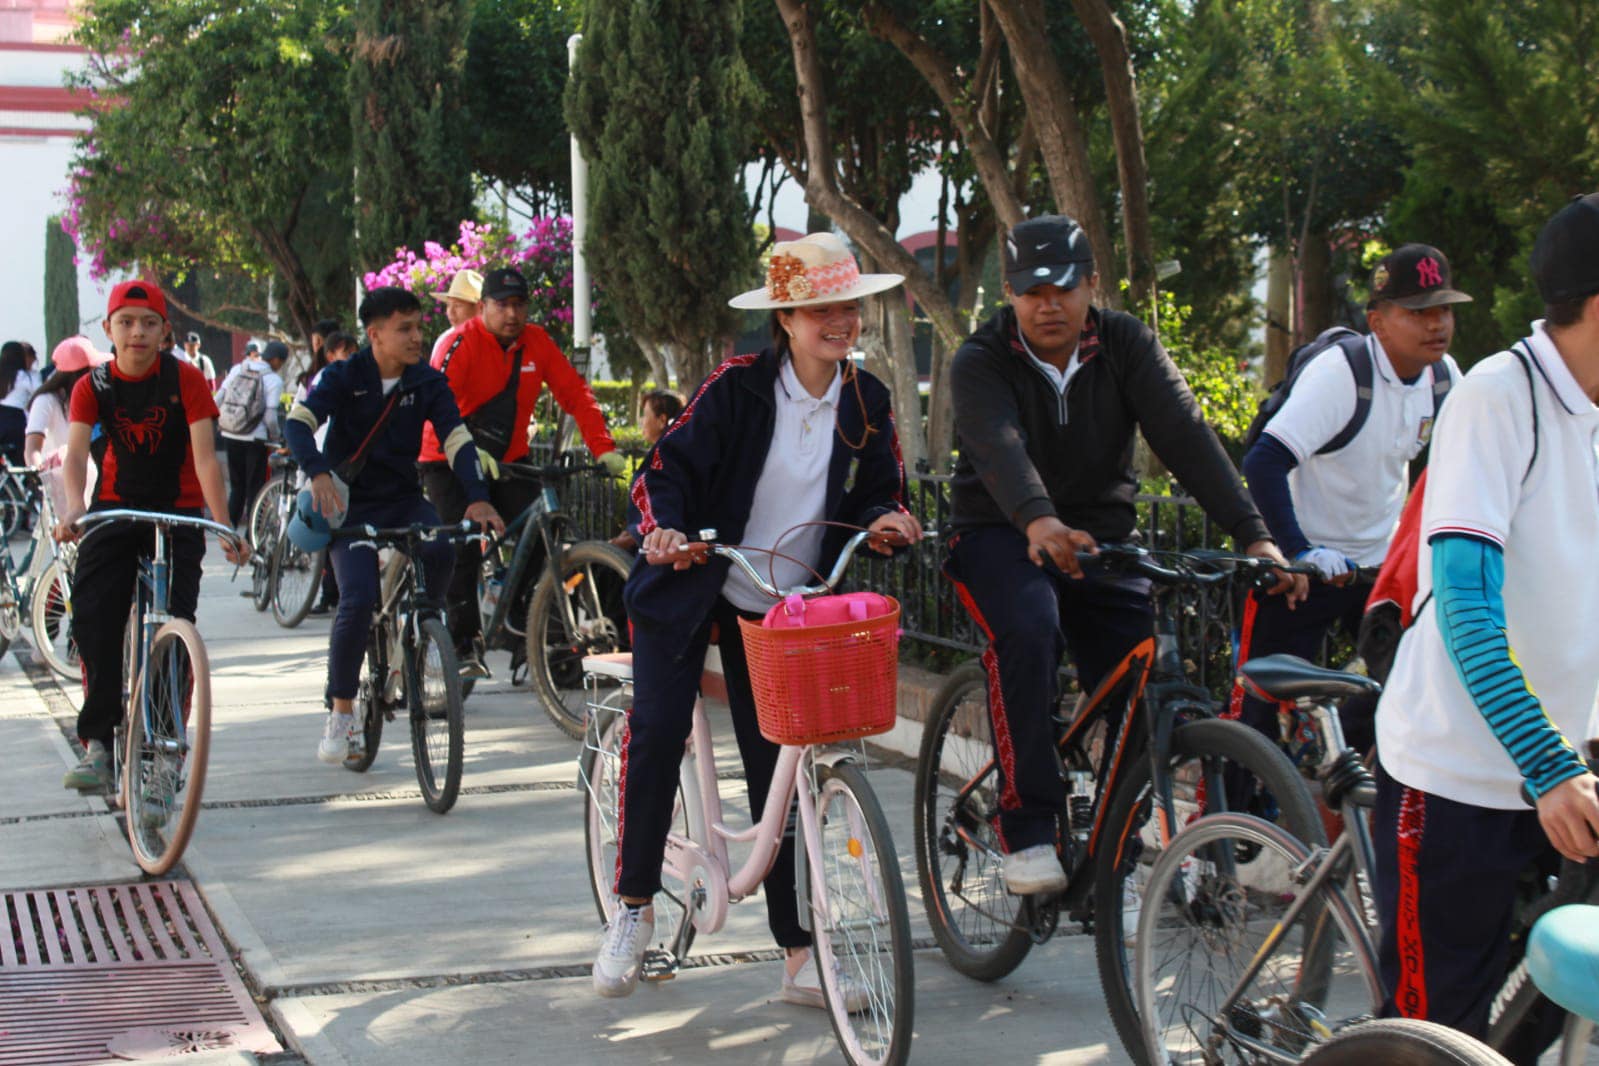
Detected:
[
  {"left": 353, "top": 389, "right": 368, "bottom": 396},
  {"left": 1035, "top": 242, "right": 1050, "bottom": 250}
]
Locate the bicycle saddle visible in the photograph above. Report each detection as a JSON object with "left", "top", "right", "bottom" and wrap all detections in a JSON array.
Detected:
[{"left": 1238, "top": 654, "right": 1381, "bottom": 702}]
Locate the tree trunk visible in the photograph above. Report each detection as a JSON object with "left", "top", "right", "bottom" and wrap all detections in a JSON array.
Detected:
[
  {"left": 1264, "top": 245, "right": 1293, "bottom": 386},
  {"left": 985, "top": 0, "right": 1120, "bottom": 308},
  {"left": 671, "top": 339, "right": 715, "bottom": 396},
  {"left": 639, "top": 339, "right": 672, "bottom": 391},
  {"left": 1298, "top": 230, "right": 1336, "bottom": 343},
  {"left": 1070, "top": 0, "right": 1156, "bottom": 312},
  {"left": 881, "top": 292, "right": 926, "bottom": 473}
]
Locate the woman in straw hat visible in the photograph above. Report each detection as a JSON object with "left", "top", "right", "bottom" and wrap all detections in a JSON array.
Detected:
[{"left": 593, "top": 232, "right": 923, "bottom": 1004}]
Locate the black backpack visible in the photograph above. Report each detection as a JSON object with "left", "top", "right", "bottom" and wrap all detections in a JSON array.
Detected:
[{"left": 1242, "top": 326, "right": 1453, "bottom": 454}]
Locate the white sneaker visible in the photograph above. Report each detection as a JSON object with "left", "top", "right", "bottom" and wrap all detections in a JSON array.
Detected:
[
  {"left": 594, "top": 903, "right": 653, "bottom": 998},
  {"left": 1003, "top": 843, "right": 1068, "bottom": 895},
  {"left": 781, "top": 949, "right": 870, "bottom": 1013},
  {"left": 317, "top": 712, "right": 354, "bottom": 764},
  {"left": 1122, "top": 875, "right": 1142, "bottom": 948}
]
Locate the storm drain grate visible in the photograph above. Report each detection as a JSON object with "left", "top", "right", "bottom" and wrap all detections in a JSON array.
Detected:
[{"left": 0, "top": 880, "right": 279, "bottom": 1063}]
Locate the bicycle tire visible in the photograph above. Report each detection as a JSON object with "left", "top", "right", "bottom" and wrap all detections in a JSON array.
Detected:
[
  {"left": 250, "top": 554, "right": 272, "bottom": 612},
  {"left": 525, "top": 540, "right": 631, "bottom": 740},
  {"left": 344, "top": 626, "right": 387, "bottom": 774},
  {"left": 807, "top": 761, "right": 915, "bottom": 1066},
  {"left": 1133, "top": 812, "right": 1381, "bottom": 1065},
  {"left": 0, "top": 553, "right": 18, "bottom": 659},
  {"left": 1097, "top": 716, "right": 1327, "bottom": 1064},
  {"left": 1300, "top": 1019, "right": 1513, "bottom": 1065},
  {"left": 29, "top": 557, "right": 77, "bottom": 680},
  {"left": 123, "top": 619, "right": 211, "bottom": 876},
  {"left": 0, "top": 477, "right": 27, "bottom": 541},
  {"left": 913, "top": 661, "right": 1034, "bottom": 980},
  {"left": 408, "top": 616, "right": 464, "bottom": 813},
  {"left": 248, "top": 473, "right": 291, "bottom": 552},
  {"left": 270, "top": 536, "right": 324, "bottom": 629}
]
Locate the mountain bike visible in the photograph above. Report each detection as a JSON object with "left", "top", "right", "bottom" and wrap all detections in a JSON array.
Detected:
[
  {"left": 75, "top": 509, "right": 242, "bottom": 875},
  {"left": 580, "top": 528, "right": 918, "bottom": 1066},
  {"left": 914, "top": 545, "right": 1326, "bottom": 1062},
  {"left": 0, "top": 463, "right": 78, "bottom": 678},
  {"left": 470, "top": 459, "right": 629, "bottom": 736},
  {"left": 337, "top": 520, "right": 479, "bottom": 813}
]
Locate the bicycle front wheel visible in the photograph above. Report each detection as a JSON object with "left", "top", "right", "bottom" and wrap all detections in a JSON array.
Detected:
[
  {"left": 525, "top": 540, "right": 631, "bottom": 740},
  {"left": 807, "top": 761, "right": 915, "bottom": 1066},
  {"left": 344, "top": 625, "right": 388, "bottom": 774},
  {"left": 270, "top": 535, "right": 324, "bottom": 628},
  {"left": 30, "top": 557, "right": 78, "bottom": 680},
  {"left": 124, "top": 620, "right": 211, "bottom": 876},
  {"left": 914, "top": 661, "right": 1034, "bottom": 980},
  {"left": 408, "top": 616, "right": 464, "bottom": 812},
  {"left": 1299, "top": 1019, "right": 1513, "bottom": 1065},
  {"left": 248, "top": 473, "right": 290, "bottom": 552},
  {"left": 1096, "top": 716, "right": 1327, "bottom": 1062},
  {"left": 1134, "top": 812, "right": 1381, "bottom": 1065}
]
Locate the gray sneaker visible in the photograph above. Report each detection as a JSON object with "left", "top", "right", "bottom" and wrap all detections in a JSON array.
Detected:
[{"left": 63, "top": 739, "right": 113, "bottom": 792}]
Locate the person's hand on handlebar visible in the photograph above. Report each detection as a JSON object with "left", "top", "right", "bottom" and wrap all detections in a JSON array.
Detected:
[
  {"left": 464, "top": 500, "right": 506, "bottom": 537},
  {"left": 1245, "top": 539, "right": 1308, "bottom": 608},
  {"left": 642, "top": 527, "right": 698, "bottom": 570},
  {"left": 221, "top": 532, "right": 250, "bottom": 566},
  {"left": 1025, "top": 516, "right": 1097, "bottom": 578},
  {"left": 53, "top": 502, "right": 84, "bottom": 544},
  {"left": 866, "top": 511, "right": 922, "bottom": 554},
  {"left": 1537, "top": 772, "right": 1599, "bottom": 863}
]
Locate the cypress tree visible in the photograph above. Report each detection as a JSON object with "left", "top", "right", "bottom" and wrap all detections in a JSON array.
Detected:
[
  {"left": 44, "top": 217, "right": 80, "bottom": 356},
  {"left": 566, "top": 0, "right": 756, "bottom": 388},
  {"left": 350, "top": 0, "right": 475, "bottom": 272}
]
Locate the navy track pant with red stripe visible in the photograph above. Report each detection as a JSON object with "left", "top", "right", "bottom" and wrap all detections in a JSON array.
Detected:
[
  {"left": 944, "top": 525, "right": 1152, "bottom": 852},
  {"left": 1372, "top": 758, "right": 1563, "bottom": 1063}
]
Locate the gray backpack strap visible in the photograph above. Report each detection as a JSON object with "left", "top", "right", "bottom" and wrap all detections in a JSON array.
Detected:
[{"left": 1316, "top": 334, "right": 1375, "bottom": 455}]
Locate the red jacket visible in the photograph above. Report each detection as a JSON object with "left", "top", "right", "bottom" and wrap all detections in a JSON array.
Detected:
[{"left": 418, "top": 316, "right": 614, "bottom": 464}]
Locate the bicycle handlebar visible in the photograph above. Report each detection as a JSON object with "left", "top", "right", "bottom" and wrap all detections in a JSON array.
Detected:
[
  {"left": 75, "top": 508, "right": 240, "bottom": 544},
  {"left": 330, "top": 518, "right": 487, "bottom": 545},
  {"left": 1080, "top": 544, "right": 1318, "bottom": 588},
  {"left": 662, "top": 526, "right": 934, "bottom": 599},
  {"left": 495, "top": 460, "right": 608, "bottom": 482}
]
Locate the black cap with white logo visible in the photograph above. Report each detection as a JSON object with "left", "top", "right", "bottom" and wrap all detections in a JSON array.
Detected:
[
  {"left": 1004, "top": 215, "right": 1094, "bottom": 295},
  {"left": 482, "top": 268, "right": 530, "bottom": 302}
]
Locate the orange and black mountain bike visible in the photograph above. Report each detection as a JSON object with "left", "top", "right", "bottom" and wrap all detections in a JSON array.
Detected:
[{"left": 913, "top": 544, "right": 1324, "bottom": 1063}]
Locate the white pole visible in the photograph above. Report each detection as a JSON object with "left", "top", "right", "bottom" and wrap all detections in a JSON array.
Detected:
[{"left": 568, "top": 33, "right": 592, "bottom": 374}]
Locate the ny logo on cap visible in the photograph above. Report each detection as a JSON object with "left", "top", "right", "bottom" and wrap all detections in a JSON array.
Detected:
[{"left": 1416, "top": 257, "right": 1443, "bottom": 288}]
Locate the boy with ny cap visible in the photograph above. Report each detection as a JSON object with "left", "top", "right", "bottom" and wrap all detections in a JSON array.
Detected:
[
  {"left": 1370, "top": 195, "right": 1599, "bottom": 1058},
  {"left": 54, "top": 281, "right": 246, "bottom": 792},
  {"left": 1234, "top": 244, "right": 1468, "bottom": 755},
  {"left": 419, "top": 266, "right": 623, "bottom": 678},
  {"left": 944, "top": 214, "right": 1302, "bottom": 894}
]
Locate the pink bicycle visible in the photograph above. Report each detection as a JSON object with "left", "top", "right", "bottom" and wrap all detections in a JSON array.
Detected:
[{"left": 578, "top": 528, "right": 916, "bottom": 1066}]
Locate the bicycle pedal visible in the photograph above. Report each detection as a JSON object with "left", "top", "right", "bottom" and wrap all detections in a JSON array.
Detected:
[
  {"left": 1025, "top": 896, "right": 1061, "bottom": 945},
  {"left": 640, "top": 949, "right": 680, "bottom": 982}
]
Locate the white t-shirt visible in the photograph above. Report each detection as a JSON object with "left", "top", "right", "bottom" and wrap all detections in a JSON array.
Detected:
[
  {"left": 24, "top": 392, "right": 98, "bottom": 513},
  {"left": 216, "top": 357, "right": 284, "bottom": 443},
  {"left": 721, "top": 360, "right": 841, "bottom": 613},
  {"left": 1377, "top": 321, "right": 1599, "bottom": 809},
  {"left": 1263, "top": 336, "right": 1458, "bottom": 565},
  {"left": 2, "top": 368, "right": 39, "bottom": 410}
]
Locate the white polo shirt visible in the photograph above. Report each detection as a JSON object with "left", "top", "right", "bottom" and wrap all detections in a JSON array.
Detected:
[
  {"left": 1377, "top": 321, "right": 1599, "bottom": 809},
  {"left": 721, "top": 360, "right": 842, "bottom": 613},
  {"left": 1263, "top": 336, "right": 1458, "bottom": 565}
]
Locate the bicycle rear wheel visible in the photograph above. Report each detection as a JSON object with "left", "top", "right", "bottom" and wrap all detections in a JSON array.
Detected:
[
  {"left": 408, "top": 616, "right": 464, "bottom": 813},
  {"left": 30, "top": 557, "right": 78, "bottom": 680},
  {"left": 1097, "top": 716, "right": 1327, "bottom": 1062},
  {"left": 344, "top": 626, "right": 388, "bottom": 774},
  {"left": 270, "top": 535, "right": 324, "bottom": 628},
  {"left": 806, "top": 761, "right": 915, "bottom": 1066},
  {"left": 525, "top": 540, "right": 631, "bottom": 740},
  {"left": 123, "top": 620, "right": 211, "bottom": 876},
  {"left": 0, "top": 554, "right": 20, "bottom": 659},
  {"left": 248, "top": 473, "right": 290, "bottom": 552},
  {"left": 1299, "top": 1019, "right": 1512, "bottom": 1065},
  {"left": 913, "top": 661, "right": 1034, "bottom": 980},
  {"left": 1134, "top": 812, "right": 1381, "bottom": 1064}
]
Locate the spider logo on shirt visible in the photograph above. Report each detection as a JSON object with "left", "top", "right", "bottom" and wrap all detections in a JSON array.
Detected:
[{"left": 113, "top": 407, "right": 168, "bottom": 451}]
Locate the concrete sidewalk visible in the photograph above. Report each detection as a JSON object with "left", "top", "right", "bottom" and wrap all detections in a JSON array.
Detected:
[{"left": 0, "top": 557, "right": 1136, "bottom": 1064}]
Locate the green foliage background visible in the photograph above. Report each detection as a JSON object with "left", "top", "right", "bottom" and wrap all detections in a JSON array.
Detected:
[{"left": 43, "top": 218, "right": 80, "bottom": 355}]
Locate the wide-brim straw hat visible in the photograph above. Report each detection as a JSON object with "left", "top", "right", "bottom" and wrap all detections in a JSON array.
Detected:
[
  {"left": 729, "top": 233, "right": 904, "bottom": 310},
  {"left": 431, "top": 268, "right": 484, "bottom": 303}
]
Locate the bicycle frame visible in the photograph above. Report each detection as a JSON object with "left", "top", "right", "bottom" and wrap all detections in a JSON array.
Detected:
[{"left": 479, "top": 484, "right": 566, "bottom": 643}]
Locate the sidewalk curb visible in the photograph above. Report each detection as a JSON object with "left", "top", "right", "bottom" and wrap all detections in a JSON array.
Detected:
[
  {"left": 269, "top": 998, "right": 353, "bottom": 1066},
  {"left": 189, "top": 854, "right": 291, "bottom": 991}
]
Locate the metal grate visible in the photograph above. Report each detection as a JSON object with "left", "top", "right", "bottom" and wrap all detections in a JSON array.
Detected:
[{"left": 0, "top": 880, "right": 279, "bottom": 1064}]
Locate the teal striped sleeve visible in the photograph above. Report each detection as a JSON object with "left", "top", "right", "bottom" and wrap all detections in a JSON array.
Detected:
[{"left": 1432, "top": 533, "right": 1588, "bottom": 799}]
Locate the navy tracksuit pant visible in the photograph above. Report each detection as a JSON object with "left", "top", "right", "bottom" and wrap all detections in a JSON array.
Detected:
[
  {"left": 1372, "top": 759, "right": 1564, "bottom": 1064},
  {"left": 944, "top": 525, "right": 1153, "bottom": 852},
  {"left": 616, "top": 596, "right": 808, "bottom": 948},
  {"left": 1229, "top": 581, "right": 1379, "bottom": 755}
]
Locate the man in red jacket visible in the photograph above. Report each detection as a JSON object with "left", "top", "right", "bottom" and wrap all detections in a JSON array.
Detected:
[{"left": 420, "top": 267, "right": 624, "bottom": 677}]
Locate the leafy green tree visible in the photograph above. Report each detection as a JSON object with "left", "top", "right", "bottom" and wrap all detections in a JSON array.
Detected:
[
  {"left": 65, "top": 0, "right": 354, "bottom": 339},
  {"left": 44, "top": 218, "right": 80, "bottom": 354},
  {"left": 566, "top": 0, "right": 756, "bottom": 388},
  {"left": 350, "top": 0, "right": 476, "bottom": 272}
]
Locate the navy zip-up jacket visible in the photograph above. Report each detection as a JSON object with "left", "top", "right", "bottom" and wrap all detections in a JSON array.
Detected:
[
  {"left": 285, "top": 347, "right": 488, "bottom": 508},
  {"left": 625, "top": 348, "right": 908, "bottom": 659}
]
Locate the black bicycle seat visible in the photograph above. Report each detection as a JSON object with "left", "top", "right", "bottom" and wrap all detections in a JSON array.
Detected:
[{"left": 1237, "top": 654, "right": 1381, "bottom": 702}]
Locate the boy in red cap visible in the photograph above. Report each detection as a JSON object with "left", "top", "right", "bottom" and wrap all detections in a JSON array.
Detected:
[{"left": 53, "top": 280, "right": 246, "bottom": 792}]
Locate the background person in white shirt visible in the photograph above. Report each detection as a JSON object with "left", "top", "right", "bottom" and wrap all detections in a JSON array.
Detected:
[
  {"left": 1371, "top": 193, "right": 1599, "bottom": 1054},
  {"left": 428, "top": 268, "right": 483, "bottom": 365},
  {"left": 24, "top": 336, "right": 109, "bottom": 515},
  {"left": 180, "top": 331, "right": 219, "bottom": 392},
  {"left": 216, "top": 340, "right": 284, "bottom": 528},
  {"left": 0, "top": 340, "right": 40, "bottom": 465},
  {"left": 1236, "top": 244, "right": 1467, "bottom": 754}
]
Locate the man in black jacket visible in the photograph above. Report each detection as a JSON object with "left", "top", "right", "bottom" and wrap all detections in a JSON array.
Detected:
[{"left": 946, "top": 214, "right": 1305, "bottom": 894}]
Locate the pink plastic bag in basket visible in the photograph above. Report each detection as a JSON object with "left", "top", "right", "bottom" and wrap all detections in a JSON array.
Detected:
[{"left": 760, "top": 592, "right": 897, "bottom": 630}]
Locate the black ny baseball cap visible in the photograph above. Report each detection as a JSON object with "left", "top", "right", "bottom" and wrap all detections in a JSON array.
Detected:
[
  {"left": 1004, "top": 215, "right": 1094, "bottom": 294},
  {"left": 1369, "top": 244, "right": 1473, "bottom": 310},
  {"left": 482, "top": 268, "right": 530, "bottom": 301},
  {"left": 1531, "top": 193, "right": 1599, "bottom": 304}
]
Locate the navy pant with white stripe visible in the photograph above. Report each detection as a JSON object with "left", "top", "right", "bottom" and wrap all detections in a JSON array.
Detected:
[{"left": 944, "top": 525, "right": 1152, "bottom": 852}]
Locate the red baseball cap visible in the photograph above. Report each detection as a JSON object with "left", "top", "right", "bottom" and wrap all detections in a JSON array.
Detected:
[{"left": 106, "top": 280, "right": 169, "bottom": 321}]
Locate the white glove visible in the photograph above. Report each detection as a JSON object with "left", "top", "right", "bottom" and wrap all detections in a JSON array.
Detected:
[
  {"left": 1297, "top": 546, "right": 1353, "bottom": 582},
  {"left": 598, "top": 450, "right": 627, "bottom": 477}
]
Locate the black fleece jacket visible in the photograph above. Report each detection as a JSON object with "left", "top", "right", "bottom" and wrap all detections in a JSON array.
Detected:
[{"left": 949, "top": 305, "right": 1269, "bottom": 547}]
